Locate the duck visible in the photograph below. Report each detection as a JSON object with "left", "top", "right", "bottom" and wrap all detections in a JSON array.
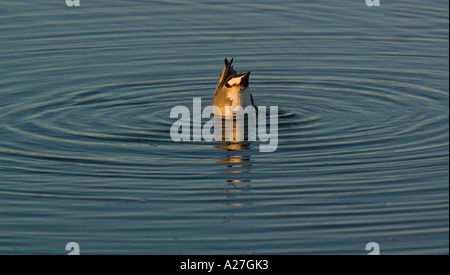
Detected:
[{"left": 212, "top": 58, "right": 255, "bottom": 116}]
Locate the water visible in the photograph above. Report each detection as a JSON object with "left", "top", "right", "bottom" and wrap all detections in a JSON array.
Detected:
[{"left": 0, "top": 0, "right": 448, "bottom": 255}]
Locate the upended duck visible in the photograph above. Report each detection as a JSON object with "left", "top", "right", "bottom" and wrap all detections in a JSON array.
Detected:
[{"left": 212, "top": 58, "right": 256, "bottom": 116}]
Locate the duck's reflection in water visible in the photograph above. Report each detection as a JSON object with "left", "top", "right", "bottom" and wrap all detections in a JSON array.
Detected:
[{"left": 214, "top": 141, "right": 253, "bottom": 208}]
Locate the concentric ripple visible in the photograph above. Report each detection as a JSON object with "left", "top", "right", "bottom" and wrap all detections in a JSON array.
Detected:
[{"left": 1, "top": 73, "right": 448, "bottom": 254}]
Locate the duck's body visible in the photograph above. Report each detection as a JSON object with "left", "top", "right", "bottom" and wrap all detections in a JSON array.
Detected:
[{"left": 212, "top": 58, "right": 255, "bottom": 116}]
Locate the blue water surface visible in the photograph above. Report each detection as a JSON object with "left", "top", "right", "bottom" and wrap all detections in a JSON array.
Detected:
[{"left": 0, "top": 0, "right": 448, "bottom": 254}]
